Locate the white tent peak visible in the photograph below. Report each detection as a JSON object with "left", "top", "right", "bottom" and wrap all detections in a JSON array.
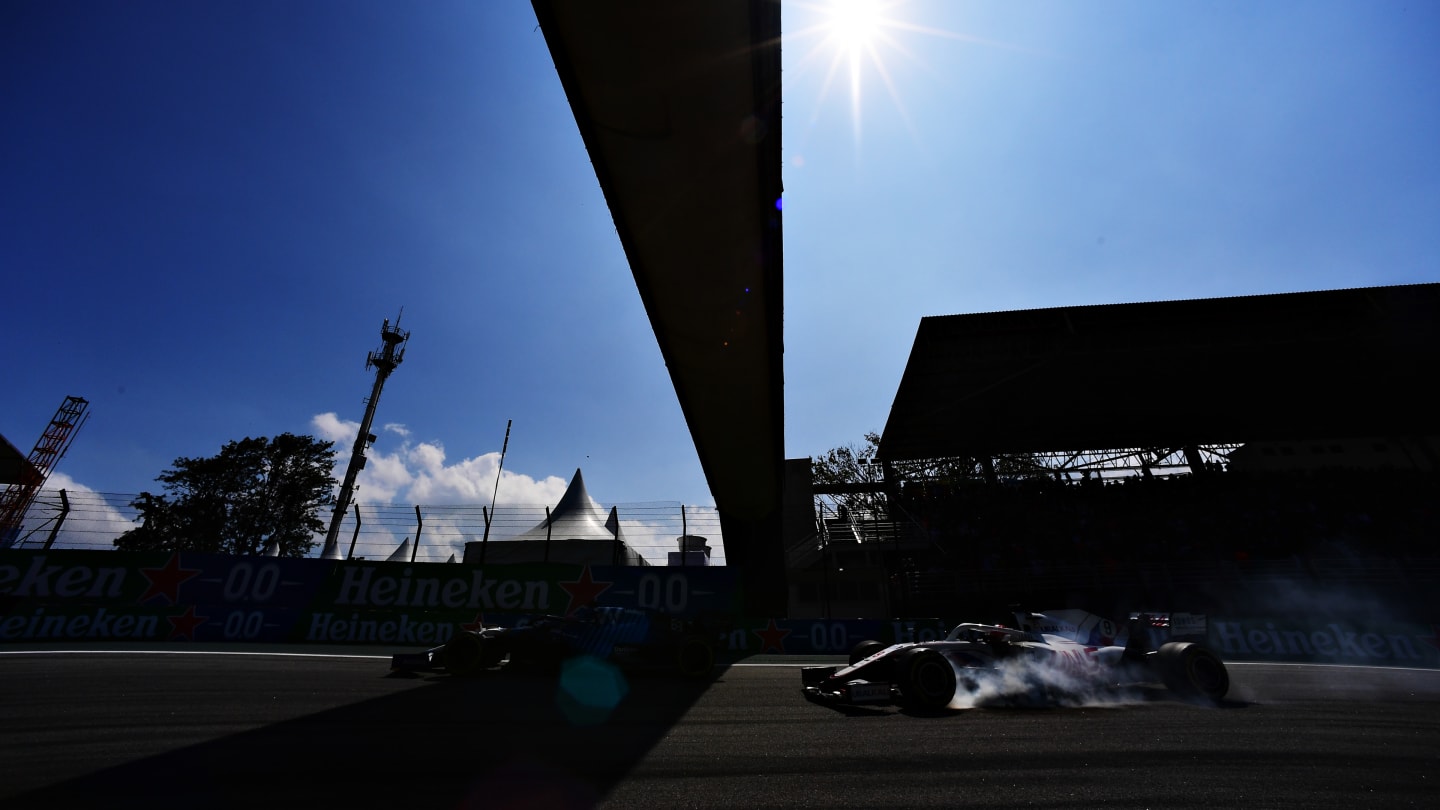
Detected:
[
  {"left": 387, "top": 537, "right": 412, "bottom": 562},
  {"left": 551, "top": 468, "right": 597, "bottom": 518},
  {"left": 463, "top": 467, "right": 652, "bottom": 566},
  {"left": 511, "top": 467, "right": 616, "bottom": 542}
]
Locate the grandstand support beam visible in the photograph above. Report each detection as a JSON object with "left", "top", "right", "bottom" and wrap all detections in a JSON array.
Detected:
[
  {"left": 1183, "top": 446, "right": 1208, "bottom": 475},
  {"left": 719, "top": 508, "right": 786, "bottom": 615}
]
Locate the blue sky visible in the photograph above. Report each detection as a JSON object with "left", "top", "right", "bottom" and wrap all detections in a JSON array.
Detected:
[{"left": 3, "top": 1, "right": 1437, "bottom": 548}]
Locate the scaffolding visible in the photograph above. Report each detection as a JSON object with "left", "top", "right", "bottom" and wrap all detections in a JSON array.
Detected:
[{"left": 0, "top": 396, "right": 89, "bottom": 548}]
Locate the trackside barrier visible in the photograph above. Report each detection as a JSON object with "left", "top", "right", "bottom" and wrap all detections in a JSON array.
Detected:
[
  {"left": 4, "top": 551, "right": 1436, "bottom": 666},
  {"left": 0, "top": 550, "right": 740, "bottom": 644},
  {"left": 0, "top": 549, "right": 949, "bottom": 653},
  {"left": 1209, "top": 617, "right": 1440, "bottom": 666}
]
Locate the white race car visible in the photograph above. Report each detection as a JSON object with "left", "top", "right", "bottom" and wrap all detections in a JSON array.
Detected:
[{"left": 801, "top": 609, "right": 1229, "bottom": 710}]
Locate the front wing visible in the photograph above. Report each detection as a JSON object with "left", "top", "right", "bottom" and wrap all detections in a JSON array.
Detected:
[
  {"left": 390, "top": 645, "right": 446, "bottom": 673},
  {"left": 801, "top": 665, "right": 898, "bottom": 705}
]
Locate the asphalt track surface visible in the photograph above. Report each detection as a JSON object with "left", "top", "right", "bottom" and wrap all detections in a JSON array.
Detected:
[{"left": 1, "top": 649, "right": 1437, "bottom": 808}]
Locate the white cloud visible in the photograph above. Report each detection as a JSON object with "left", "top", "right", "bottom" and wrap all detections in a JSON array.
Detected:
[
  {"left": 22, "top": 473, "right": 140, "bottom": 551},
  {"left": 310, "top": 411, "right": 570, "bottom": 507},
  {"left": 312, "top": 412, "right": 358, "bottom": 444},
  {"left": 358, "top": 452, "right": 413, "bottom": 503},
  {"left": 304, "top": 413, "right": 720, "bottom": 563}
]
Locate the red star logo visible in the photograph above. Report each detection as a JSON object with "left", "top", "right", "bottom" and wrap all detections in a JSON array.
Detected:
[
  {"left": 139, "top": 553, "right": 201, "bottom": 605},
  {"left": 559, "top": 565, "right": 613, "bottom": 615},
  {"left": 461, "top": 612, "right": 488, "bottom": 632},
  {"left": 1419, "top": 626, "right": 1440, "bottom": 652},
  {"left": 167, "top": 605, "right": 208, "bottom": 641},
  {"left": 752, "top": 619, "right": 791, "bottom": 653}
]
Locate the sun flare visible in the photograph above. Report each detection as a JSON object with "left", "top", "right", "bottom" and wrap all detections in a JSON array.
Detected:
[
  {"left": 788, "top": 1, "right": 1001, "bottom": 158},
  {"left": 789, "top": 0, "right": 919, "bottom": 151},
  {"left": 828, "top": 0, "right": 887, "bottom": 56}
]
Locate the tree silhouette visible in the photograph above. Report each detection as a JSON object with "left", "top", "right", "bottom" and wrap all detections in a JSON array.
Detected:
[
  {"left": 116, "top": 433, "right": 336, "bottom": 556},
  {"left": 810, "top": 432, "right": 889, "bottom": 517}
]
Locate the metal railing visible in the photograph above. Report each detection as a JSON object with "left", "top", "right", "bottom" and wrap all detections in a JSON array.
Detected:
[{"left": 888, "top": 555, "right": 1440, "bottom": 609}]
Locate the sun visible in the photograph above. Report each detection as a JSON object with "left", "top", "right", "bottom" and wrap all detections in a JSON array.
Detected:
[
  {"left": 787, "top": 1, "right": 1001, "bottom": 156},
  {"left": 827, "top": 0, "right": 888, "bottom": 57},
  {"left": 788, "top": 0, "right": 918, "bottom": 150}
]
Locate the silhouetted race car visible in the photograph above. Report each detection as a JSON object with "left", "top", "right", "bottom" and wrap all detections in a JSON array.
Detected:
[
  {"left": 390, "top": 605, "right": 720, "bottom": 679},
  {"left": 802, "top": 609, "right": 1229, "bottom": 710}
]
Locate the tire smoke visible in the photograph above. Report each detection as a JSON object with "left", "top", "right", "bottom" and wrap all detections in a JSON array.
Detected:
[{"left": 947, "top": 655, "right": 1146, "bottom": 710}]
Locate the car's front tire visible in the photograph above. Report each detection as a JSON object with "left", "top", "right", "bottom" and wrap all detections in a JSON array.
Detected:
[
  {"left": 849, "top": 639, "right": 887, "bottom": 666},
  {"left": 895, "top": 647, "right": 956, "bottom": 710}
]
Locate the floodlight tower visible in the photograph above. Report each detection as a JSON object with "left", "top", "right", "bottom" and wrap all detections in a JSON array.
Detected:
[{"left": 322, "top": 314, "right": 409, "bottom": 558}]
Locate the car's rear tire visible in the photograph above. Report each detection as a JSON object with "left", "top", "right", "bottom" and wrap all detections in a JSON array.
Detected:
[
  {"left": 1157, "top": 642, "right": 1229, "bottom": 703},
  {"left": 676, "top": 637, "right": 716, "bottom": 679},
  {"left": 895, "top": 647, "right": 956, "bottom": 710},
  {"left": 849, "top": 639, "right": 887, "bottom": 666},
  {"left": 444, "top": 632, "right": 501, "bottom": 676}
]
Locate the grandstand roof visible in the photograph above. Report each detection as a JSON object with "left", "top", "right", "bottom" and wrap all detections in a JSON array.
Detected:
[
  {"left": 0, "top": 433, "right": 36, "bottom": 486},
  {"left": 878, "top": 284, "right": 1440, "bottom": 462}
]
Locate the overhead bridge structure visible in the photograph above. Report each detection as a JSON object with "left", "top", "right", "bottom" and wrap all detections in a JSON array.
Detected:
[{"left": 531, "top": 1, "right": 787, "bottom": 613}]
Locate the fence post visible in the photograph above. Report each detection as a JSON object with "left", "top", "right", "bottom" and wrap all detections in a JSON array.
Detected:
[
  {"left": 480, "top": 506, "right": 490, "bottom": 565},
  {"left": 346, "top": 504, "right": 362, "bottom": 560},
  {"left": 544, "top": 506, "right": 552, "bottom": 563},
  {"left": 41, "top": 489, "right": 70, "bottom": 550},
  {"left": 411, "top": 504, "right": 423, "bottom": 563},
  {"left": 611, "top": 506, "right": 621, "bottom": 566}
]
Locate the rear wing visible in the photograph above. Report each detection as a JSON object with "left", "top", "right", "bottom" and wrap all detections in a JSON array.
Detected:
[
  {"left": 1007, "top": 608, "right": 1208, "bottom": 648},
  {"left": 1125, "top": 611, "right": 1209, "bottom": 658}
]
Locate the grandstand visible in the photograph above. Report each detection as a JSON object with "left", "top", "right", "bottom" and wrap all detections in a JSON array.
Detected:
[
  {"left": 0, "top": 435, "right": 35, "bottom": 486},
  {"left": 787, "top": 284, "right": 1440, "bottom": 621}
]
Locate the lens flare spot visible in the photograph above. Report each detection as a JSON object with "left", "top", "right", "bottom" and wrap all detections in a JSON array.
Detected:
[{"left": 555, "top": 655, "right": 629, "bottom": 726}]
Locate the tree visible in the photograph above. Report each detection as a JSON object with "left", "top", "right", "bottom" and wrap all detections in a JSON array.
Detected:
[
  {"left": 810, "top": 431, "right": 887, "bottom": 516},
  {"left": 116, "top": 433, "right": 336, "bottom": 557},
  {"left": 811, "top": 432, "right": 1047, "bottom": 515}
]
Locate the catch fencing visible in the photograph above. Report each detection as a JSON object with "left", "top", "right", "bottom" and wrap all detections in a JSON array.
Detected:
[{"left": 7, "top": 488, "right": 725, "bottom": 566}]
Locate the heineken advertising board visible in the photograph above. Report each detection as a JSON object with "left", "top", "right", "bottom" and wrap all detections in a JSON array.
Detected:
[{"left": 0, "top": 550, "right": 740, "bottom": 645}]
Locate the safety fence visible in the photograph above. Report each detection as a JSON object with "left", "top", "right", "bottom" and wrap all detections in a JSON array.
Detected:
[{"left": 5, "top": 489, "right": 725, "bottom": 566}]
